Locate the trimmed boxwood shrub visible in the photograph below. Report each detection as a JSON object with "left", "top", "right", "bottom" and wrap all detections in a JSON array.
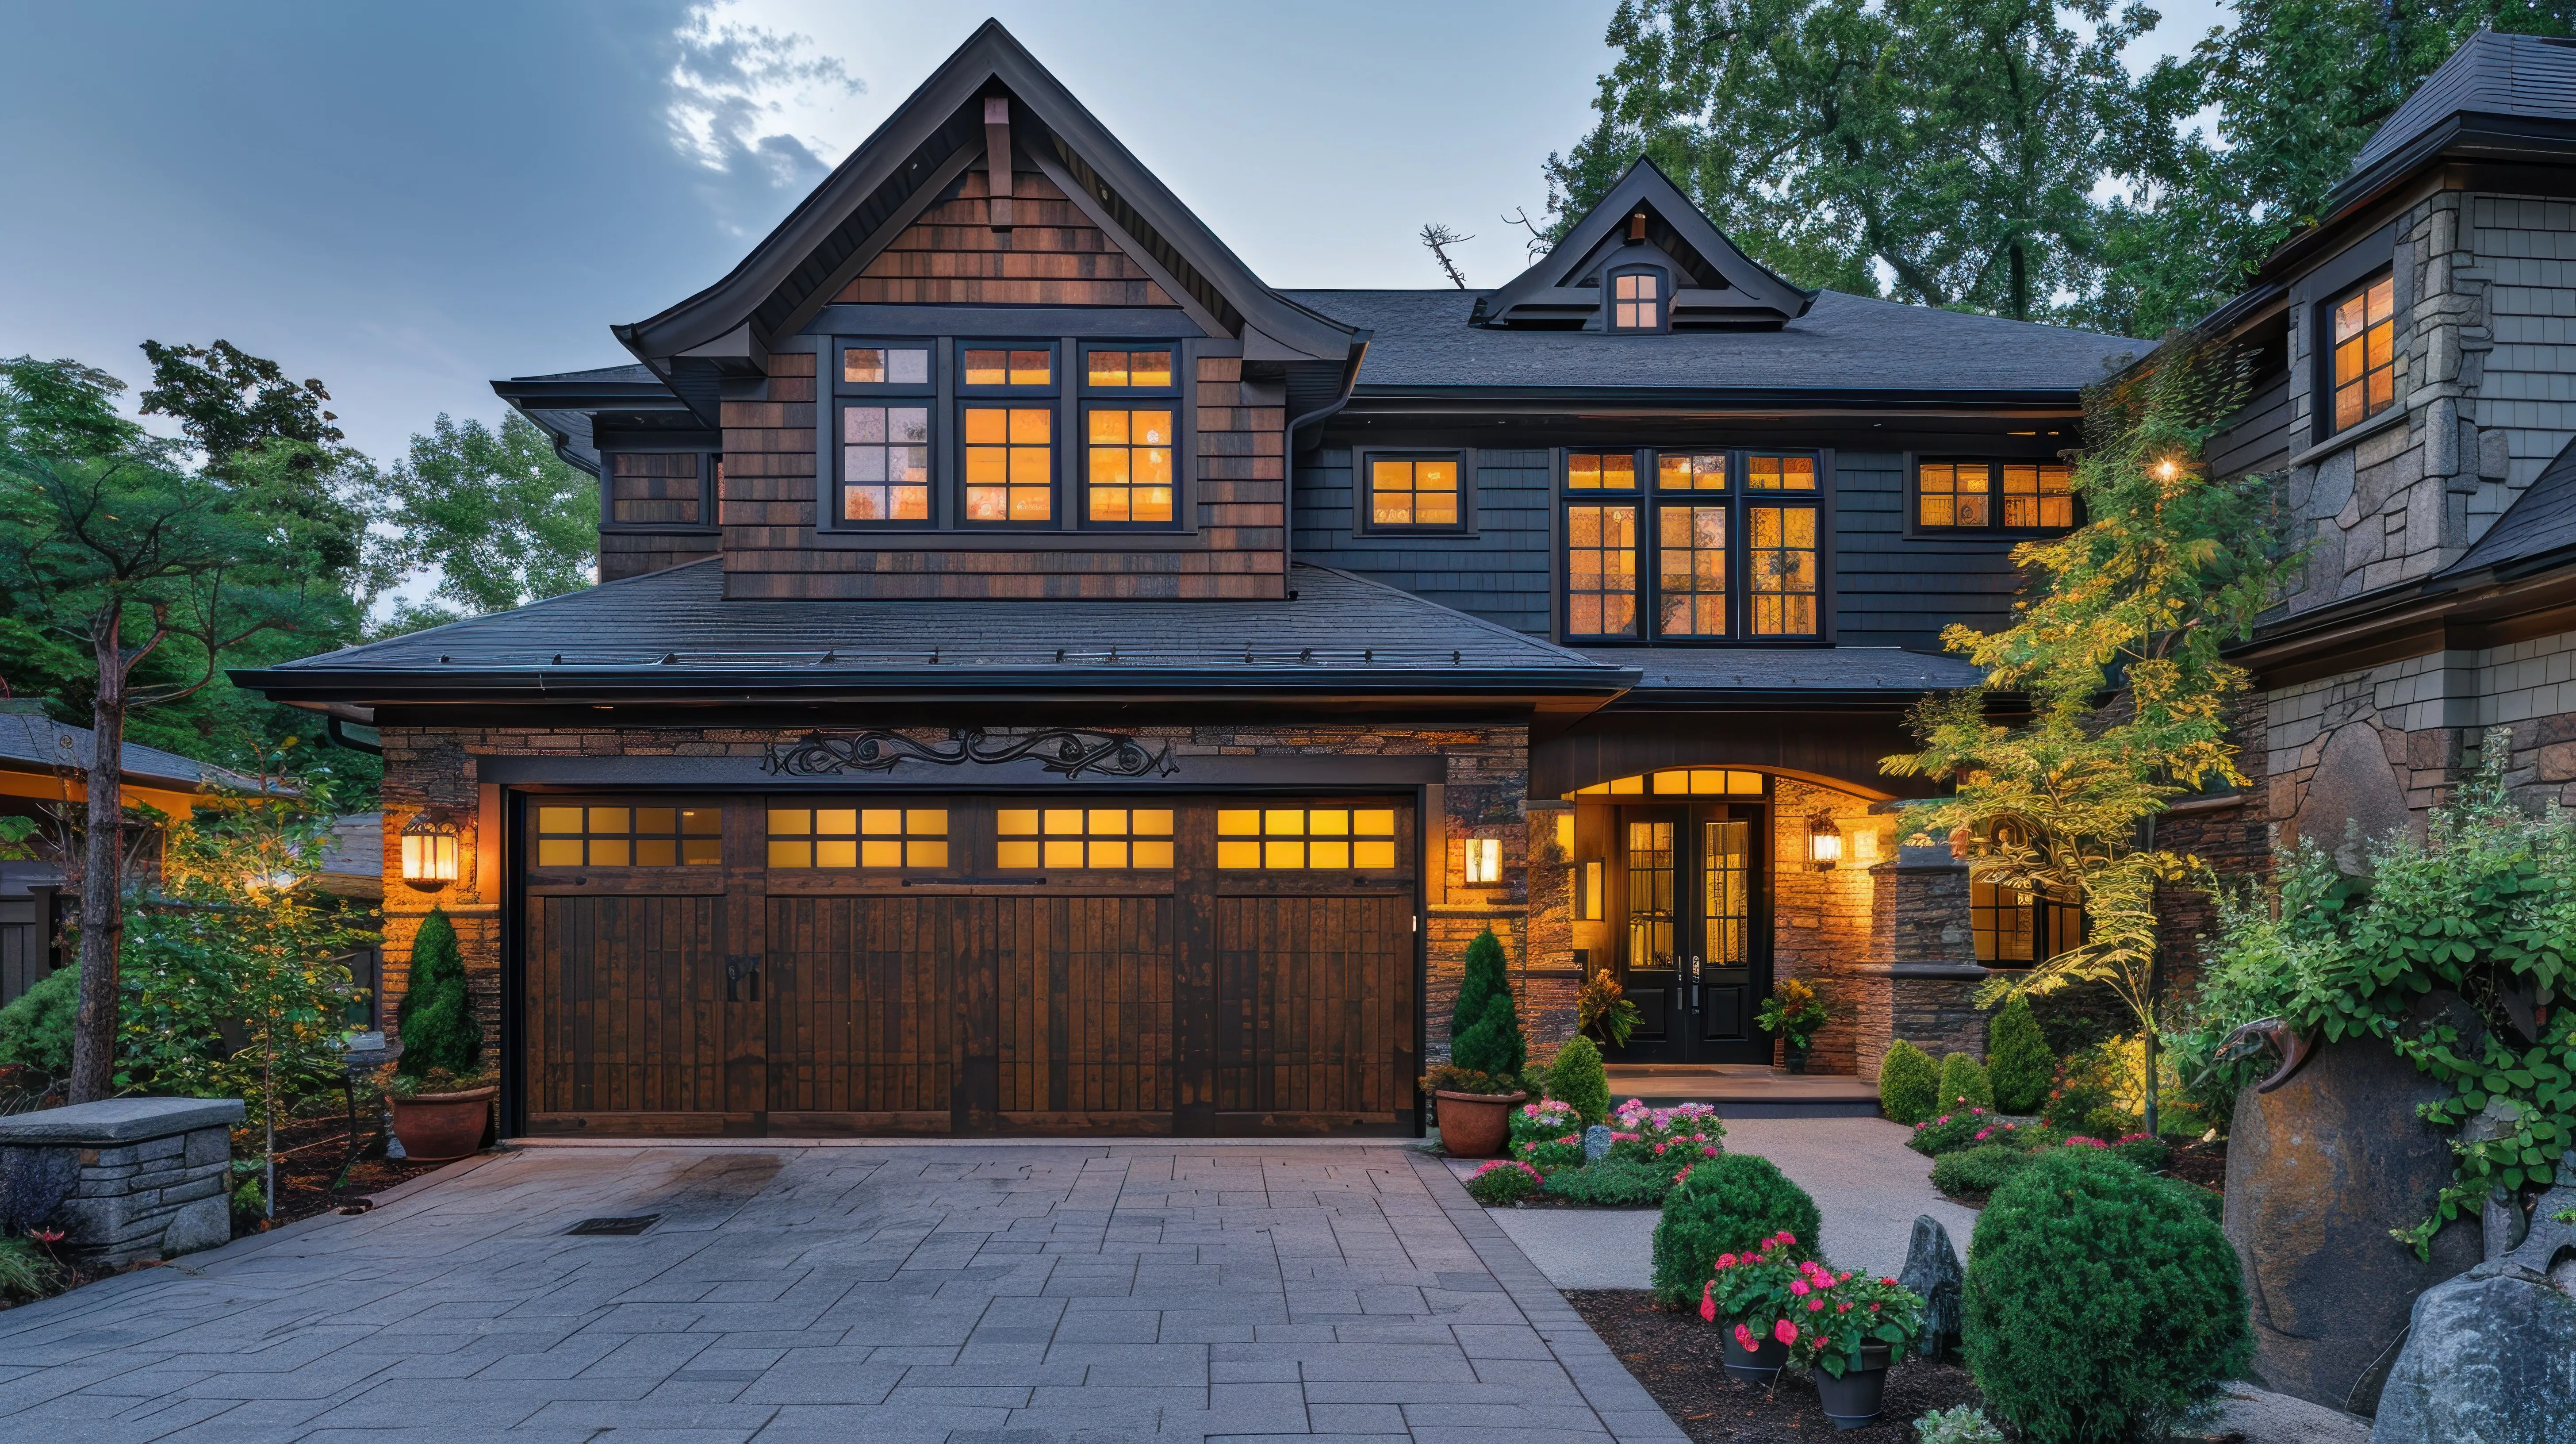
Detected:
[
  {"left": 1648, "top": 1152, "right": 1822, "bottom": 1306},
  {"left": 1547, "top": 1035, "right": 1612, "bottom": 1126},
  {"left": 1938, "top": 1051, "right": 1994, "bottom": 1112},
  {"left": 1986, "top": 995, "right": 2055, "bottom": 1114},
  {"left": 1543, "top": 1157, "right": 1675, "bottom": 1207},
  {"left": 1465, "top": 1160, "right": 1542, "bottom": 1206},
  {"left": 1448, "top": 929, "right": 1526, "bottom": 1077},
  {"left": 1930, "top": 1144, "right": 2034, "bottom": 1201},
  {"left": 1878, "top": 1039, "right": 1940, "bottom": 1125},
  {"left": 1965, "top": 1148, "right": 2251, "bottom": 1444},
  {"left": 397, "top": 907, "right": 481, "bottom": 1078}
]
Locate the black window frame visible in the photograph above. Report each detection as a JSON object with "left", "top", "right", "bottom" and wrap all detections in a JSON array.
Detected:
[
  {"left": 1077, "top": 398, "right": 1184, "bottom": 531},
  {"left": 1606, "top": 263, "right": 1669, "bottom": 334},
  {"left": 1560, "top": 447, "right": 1832, "bottom": 646},
  {"left": 1970, "top": 875, "right": 2083, "bottom": 970},
  {"left": 1357, "top": 448, "right": 1472, "bottom": 534},
  {"left": 826, "top": 337, "right": 939, "bottom": 532},
  {"left": 956, "top": 338, "right": 1062, "bottom": 530},
  {"left": 1075, "top": 343, "right": 1182, "bottom": 398},
  {"left": 2318, "top": 269, "right": 2399, "bottom": 441},
  {"left": 1906, "top": 455, "right": 2080, "bottom": 539},
  {"left": 955, "top": 339, "right": 1061, "bottom": 398}
]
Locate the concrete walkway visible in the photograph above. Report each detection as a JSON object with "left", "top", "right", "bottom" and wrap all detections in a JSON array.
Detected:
[{"left": 0, "top": 1141, "right": 1684, "bottom": 1443}]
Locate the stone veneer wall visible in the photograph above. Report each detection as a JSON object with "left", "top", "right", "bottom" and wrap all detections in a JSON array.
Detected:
[
  {"left": 376, "top": 721, "right": 1537, "bottom": 1071},
  {"left": 1767, "top": 779, "right": 1886, "bottom": 1075}
]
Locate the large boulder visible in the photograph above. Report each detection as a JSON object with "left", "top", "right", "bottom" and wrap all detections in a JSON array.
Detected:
[
  {"left": 2368, "top": 1263, "right": 2576, "bottom": 1444},
  {"left": 2224, "top": 1012, "right": 2481, "bottom": 1414}
]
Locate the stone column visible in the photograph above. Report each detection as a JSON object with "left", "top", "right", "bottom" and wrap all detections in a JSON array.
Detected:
[
  {"left": 1850, "top": 841, "right": 1993, "bottom": 1079},
  {"left": 0, "top": 1097, "right": 242, "bottom": 1267}
]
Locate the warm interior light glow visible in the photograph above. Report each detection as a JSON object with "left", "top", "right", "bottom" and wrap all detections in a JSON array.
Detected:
[
  {"left": 400, "top": 810, "right": 461, "bottom": 891},
  {"left": 1464, "top": 837, "right": 1502, "bottom": 884}
]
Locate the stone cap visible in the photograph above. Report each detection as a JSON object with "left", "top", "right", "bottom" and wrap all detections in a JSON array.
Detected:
[
  {"left": 1849, "top": 961, "right": 1992, "bottom": 980},
  {"left": 0, "top": 1096, "right": 244, "bottom": 1145}
]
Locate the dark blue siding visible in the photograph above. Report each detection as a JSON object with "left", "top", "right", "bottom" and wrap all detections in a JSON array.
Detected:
[
  {"left": 1292, "top": 447, "right": 1555, "bottom": 636},
  {"left": 1832, "top": 451, "right": 2025, "bottom": 648}
]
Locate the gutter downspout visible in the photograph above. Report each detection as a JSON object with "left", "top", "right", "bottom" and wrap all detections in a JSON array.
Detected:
[{"left": 1278, "top": 334, "right": 1370, "bottom": 588}]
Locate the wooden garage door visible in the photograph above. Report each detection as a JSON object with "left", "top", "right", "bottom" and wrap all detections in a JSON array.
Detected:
[{"left": 519, "top": 793, "right": 1409, "bottom": 1137}]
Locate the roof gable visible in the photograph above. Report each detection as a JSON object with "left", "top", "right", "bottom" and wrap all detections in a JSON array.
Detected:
[
  {"left": 2349, "top": 30, "right": 2576, "bottom": 179},
  {"left": 614, "top": 20, "right": 1358, "bottom": 378},
  {"left": 1474, "top": 158, "right": 1817, "bottom": 330}
]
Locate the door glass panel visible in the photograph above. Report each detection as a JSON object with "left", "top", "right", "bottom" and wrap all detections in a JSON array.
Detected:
[
  {"left": 1626, "top": 821, "right": 1675, "bottom": 969},
  {"left": 1703, "top": 821, "right": 1748, "bottom": 965}
]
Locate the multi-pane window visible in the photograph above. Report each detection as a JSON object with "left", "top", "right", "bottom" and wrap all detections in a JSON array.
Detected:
[
  {"left": 1086, "top": 408, "right": 1174, "bottom": 523},
  {"left": 2330, "top": 275, "right": 2396, "bottom": 434},
  {"left": 963, "top": 348, "right": 1052, "bottom": 387},
  {"left": 1567, "top": 451, "right": 1639, "bottom": 490},
  {"left": 963, "top": 407, "right": 1054, "bottom": 522},
  {"left": 1657, "top": 452, "right": 1727, "bottom": 491},
  {"left": 1748, "top": 505, "right": 1819, "bottom": 636},
  {"left": 1746, "top": 455, "right": 1816, "bottom": 491},
  {"left": 1216, "top": 808, "right": 1397, "bottom": 870},
  {"left": 1566, "top": 503, "right": 1639, "bottom": 638},
  {"left": 1972, "top": 879, "right": 2082, "bottom": 967},
  {"left": 995, "top": 808, "right": 1174, "bottom": 869},
  {"left": 1917, "top": 461, "right": 2074, "bottom": 531},
  {"left": 841, "top": 405, "right": 931, "bottom": 522},
  {"left": 1368, "top": 455, "right": 1462, "bottom": 528},
  {"left": 537, "top": 806, "right": 721, "bottom": 868},
  {"left": 1572, "top": 769, "right": 1766, "bottom": 797},
  {"left": 1610, "top": 269, "right": 1662, "bottom": 331},
  {"left": 843, "top": 346, "right": 930, "bottom": 385},
  {"left": 766, "top": 808, "right": 949, "bottom": 869},
  {"left": 1085, "top": 349, "right": 1173, "bottom": 388},
  {"left": 1656, "top": 505, "right": 1727, "bottom": 636}
]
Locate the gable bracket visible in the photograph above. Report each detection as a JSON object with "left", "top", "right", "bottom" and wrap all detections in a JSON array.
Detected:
[{"left": 984, "top": 96, "right": 1014, "bottom": 232}]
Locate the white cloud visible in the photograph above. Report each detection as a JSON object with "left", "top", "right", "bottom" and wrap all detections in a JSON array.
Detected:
[{"left": 665, "top": 1, "right": 865, "bottom": 197}]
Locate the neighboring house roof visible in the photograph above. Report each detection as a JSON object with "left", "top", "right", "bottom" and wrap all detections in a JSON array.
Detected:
[
  {"left": 1293, "top": 288, "right": 2146, "bottom": 398},
  {"left": 0, "top": 710, "right": 265, "bottom": 793},
  {"left": 2443, "top": 433, "right": 2576, "bottom": 579},
  {"left": 1587, "top": 646, "right": 1985, "bottom": 699},
  {"left": 316, "top": 813, "right": 383, "bottom": 900},
  {"left": 2347, "top": 30, "right": 2576, "bottom": 178},
  {"left": 234, "top": 559, "right": 1638, "bottom": 702}
]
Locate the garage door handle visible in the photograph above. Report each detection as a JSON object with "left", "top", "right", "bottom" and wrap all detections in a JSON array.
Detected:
[{"left": 725, "top": 955, "right": 760, "bottom": 1002}]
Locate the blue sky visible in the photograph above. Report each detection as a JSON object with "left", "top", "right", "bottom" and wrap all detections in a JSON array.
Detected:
[{"left": 0, "top": 0, "right": 2230, "bottom": 464}]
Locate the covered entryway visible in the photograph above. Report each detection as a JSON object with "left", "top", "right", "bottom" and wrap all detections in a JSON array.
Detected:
[{"left": 518, "top": 794, "right": 1418, "bottom": 1137}]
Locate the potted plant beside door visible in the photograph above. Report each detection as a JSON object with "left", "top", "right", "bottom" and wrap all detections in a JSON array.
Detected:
[
  {"left": 1430, "top": 930, "right": 1528, "bottom": 1158},
  {"left": 1756, "top": 979, "right": 1829, "bottom": 1074},
  {"left": 380, "top": 908, "right": 496, "bottom": 1162}
]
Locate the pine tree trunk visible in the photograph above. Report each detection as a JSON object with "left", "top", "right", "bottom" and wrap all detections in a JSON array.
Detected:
[{"left": 68, "top": 610, "right": 126, "bottom": 1105}]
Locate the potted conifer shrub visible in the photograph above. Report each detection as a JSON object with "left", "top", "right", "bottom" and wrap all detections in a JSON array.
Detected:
[
  {"left": 380, "top": 907, "right": 494, "bottom": 1162},
  {"left": 1429, "top": 929, "right": 1526, "bottom": 1158}
]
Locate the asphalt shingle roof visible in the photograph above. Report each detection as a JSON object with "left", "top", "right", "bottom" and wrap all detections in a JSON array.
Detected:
[
  {"left": 0, "top": 712, "right": 261, "bottom": 791},
  {"left": 2349, "top": 31, "right": 2576, "bottom": 178},
  {"left": 1287, "top": 288, "right": 2148, "bottom": 394},
  {"left": 2444, "top": 434, "right": 2576, "bottom": 578}
]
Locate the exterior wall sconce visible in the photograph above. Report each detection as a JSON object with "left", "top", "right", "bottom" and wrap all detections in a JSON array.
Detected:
[
  {"left": 1464, "top": 837, "right": 1502, "bottom": 885},
  {"left": 1807, "top": 813, "right": 1844, "bottom": 870},
  {"left": 400, "top": 808, "right": 463, "bottom": 892}
]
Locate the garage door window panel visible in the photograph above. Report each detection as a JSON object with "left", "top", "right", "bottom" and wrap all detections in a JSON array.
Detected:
[
  {"left": 536, "top": 805, "right": 721, "bottom": 868},
  {"left": 767, "top": 807, "right": 949, "bottom": 869},
  {"left": 997, "top": 808, "right": 1175, "bottom": 869},
  {"left": 1217, "top": 808, "right": 1397, "bottom": 870}
]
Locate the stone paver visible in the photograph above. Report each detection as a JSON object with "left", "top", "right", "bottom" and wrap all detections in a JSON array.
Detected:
[{"left": 0, "top": 1141, "right": 1685, "bottom": 1443}]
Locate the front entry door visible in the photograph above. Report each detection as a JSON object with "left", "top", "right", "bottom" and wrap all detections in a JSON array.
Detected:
[{"left": 1613, "top": 803, "right": 1770, "bottom": 1064}]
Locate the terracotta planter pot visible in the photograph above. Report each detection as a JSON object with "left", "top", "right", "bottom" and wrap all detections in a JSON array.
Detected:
[
  {"left": 1721, "top": 1325, "right": 1790, "bottom": 1383},
  {"left": 1434, "top": 1090, "right": 1526, "bottom": 1159},
  {"left": 389, "top": 1086, "right": 496, "bottom": 1163},
  {"left": 1813, "top": 1343, "right": 1893, "bottom": 1429}
]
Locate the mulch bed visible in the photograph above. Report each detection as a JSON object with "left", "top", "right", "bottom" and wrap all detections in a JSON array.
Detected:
[
  {"left": 2164, "top": 1136, "right": 2229, "bottom": 1192},
  {"left": 1567, "top": 1288, "right": 1982, "bottom": 1441},
  {"left": 243, "top": 1111, "right": 452, "bottom": 1234}
]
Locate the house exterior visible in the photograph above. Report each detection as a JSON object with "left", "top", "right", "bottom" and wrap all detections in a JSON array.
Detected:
[{"left": 238, "top": 21, "right": 2151, "bottom": 1139}]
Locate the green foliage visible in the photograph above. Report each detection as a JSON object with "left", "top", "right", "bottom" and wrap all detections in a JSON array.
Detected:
[
  {"left": 1931, "top": 1143, "right": 2036, "bottom": 1200},
  {"left": 1755, "top": 977, "right": 1828, "bottom": 1049},
  {"left": 376, "top": 413, "right": 597, "bottom": 618},
  {"left": 1547, "top": 1035, "right": 1612, "bottom": 1125},
  {"left": 1878, "top": 1039, "right": 1941, "bottom": 1125},
  {"left": 1987, "top": 995, "right": 2055, "bottom": 1114},
  {"left": 1466, "top": 1160, "right": 1543, "bottom": 1206},
  {"left": 1447, "top": 929, "right": 1526, "bottom": 1077},
  {"left": 2167, "top": 732, "right": 2576, "bottom": 1253},
  {"left": 2112, "top": 1133, "right": 2172, "bottom": 1171},
  {"left": 0, "top": 964, "right": 78, "bottom": 1087},
  {"left": 396, "top": 907, "right": 481, "bottom": 1079},
  {"left": 1545, "top": 0, "right": 2193, "bottom": 324},
  {"left": 1886, "top": 332, "right": 2288, "bottom": 1137},
  {"left": 1965, "top": 1148, "right": 2251, "bottom": 1443},
  {"left": 1786, "top": 1269, "right": 1928, "bottom": 1378},
  {"left": 1576, "top": 967, "right": 1641, "bottom": 1047},
  {"left": 1, "top": 356, "right": 140, "bottom": 460},
  {"left": 1938, "top": 1052, "right": 1994, "bottom": 1112},
  {"left": 1909, "top": 1110, "right": 2039, "bottom": 1156},
  {"left": 1914, "top": 1405, "right": 2006, "bottom": 1444},
  {"left": 1543, "top": 1156, "right": 1677, "bottom": 1207},
  {"left": 0, "top": 1237, "right": 59, "bottom": 1299},
  {"left": 1649, "top": 1152, "right": 1824, "bottom": 1306},
  {"left": 138, "top": 339, "right": 343, "bottom": 464}
]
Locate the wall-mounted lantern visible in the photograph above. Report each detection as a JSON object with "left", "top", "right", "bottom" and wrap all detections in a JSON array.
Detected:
[
  {"left": 1806, "top": 813, "right": 1844, "bottom": 871},
  {"left": 1464, "top": 837, "right": 1502, "bottom": 885},
  {"left": 400, "top": 808, "right": 462, "bottom": 892}
]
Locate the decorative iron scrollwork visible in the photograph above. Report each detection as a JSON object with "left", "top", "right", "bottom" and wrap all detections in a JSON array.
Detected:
[{"left": 763, "top": 727, "right": 1177, "bottom": 782}]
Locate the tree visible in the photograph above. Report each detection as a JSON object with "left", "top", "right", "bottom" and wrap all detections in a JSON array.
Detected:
[
  {"left": 1547, "top": 0, "right": 2196, "bottom": 323},
  {"left": 394, "top": 908, "right": 481, "bottom": 1079},
  {"left": 375, "top": 413, "right": 595, "bottom": 622},
  {"left": 1882, "top": 330, "right": 2288, "bottom": 1134},
  {"left": 0, "top": 378, "right": 347, "bottom": 1102},
  {"left": 138, "top": 339, "right": 342, "bottom": 465},
  {"left": 1448, "top": 928, "right": 1528, "bottom": 1077}
]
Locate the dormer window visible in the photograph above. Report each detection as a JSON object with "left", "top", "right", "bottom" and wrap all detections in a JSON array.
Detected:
[{"left": 1610, "top": 268, "right": 1663, "bottom": 333}]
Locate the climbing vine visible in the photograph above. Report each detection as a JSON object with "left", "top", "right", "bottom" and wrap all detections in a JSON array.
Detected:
[{"left": 2172, "top": 726, "right": 2576, "bottom": 1254}]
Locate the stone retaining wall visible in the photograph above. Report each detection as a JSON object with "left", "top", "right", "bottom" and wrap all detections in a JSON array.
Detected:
[{"left": 0, "top": 1097, "right": 241, "bottom": 1267}]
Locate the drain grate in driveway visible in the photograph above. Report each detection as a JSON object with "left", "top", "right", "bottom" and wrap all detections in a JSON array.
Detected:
[{"left": 564, "top": 1214, "right": 660, "bottom": 1236}]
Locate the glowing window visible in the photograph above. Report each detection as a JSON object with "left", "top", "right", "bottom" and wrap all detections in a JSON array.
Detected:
[
  {"left": 1566, "top": 503, "right": 1638, "bottom": 638},
  {"left": 1656, "top": 452, "right": 1727, "bottom": 491},
  {"left": 1746, "top": 455, "right": 1816, "bottom": 491},
  {"left": 536, "top": 805, "right": 720, "bottom": 868},
  {"left": 1919, "top": 461, "right": 2072, "bottom": 530},
  {"left": 766, "top": 808, "right": 948, "bottom": 869},
  {"left": 1611, "top": 270, "right": 1661, "bottom": 330},
  {"left": 842, "top": 346, "right": 929, "bottom": 385},
  {"left": 1656, "top": 504, "right": 1727, "bottom": 637},
  {"left": 1972, "top": 879, "right": 2082, "bottom": 968},
  {"left": 962, "top": 349, "right": 1052, "bottom": 387},
  {"left": 2330, "top": 276, "right": 2396, "bottom": 433},
  {"left": 1216, "top": 808, "right": 1397, "bottom": 870},
  {"left": 1086, "top": 408, "right": 1174, "bottom": 523},
  {"left": 995, "top": 808, "right": 1173, "bottom": 869},
  {"left": 841, "top": 405, "right": 930, "bottom": 522},
  {"left": 1085, "top": 349, "right": 1173, "bottom": 388},
  {"left": 1748, "top": 505, "right": 1818, "bottom": 636},
  {"left": 1918, "top": 462, "right": 1989, "bottom": 527},
  {"left": 1369, "top": 457, "right": 1461, "bottom": 527},
  {"left": 1571, "top": 770, "right": 1765, "bottom": 797},
  {"left": 1567, "top": 451, "right": 1638, "bottom": 490},
  {"left": 2000, "top": 464, "right": 2074, "bottom": 529},
  {"left": 963, "top": 407, "right": 1053, "bottom": 522}
]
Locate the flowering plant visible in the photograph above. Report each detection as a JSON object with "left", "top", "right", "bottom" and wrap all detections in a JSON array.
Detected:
[
  {"left": 1777, "top": 1267, "right": 1926, "bottom": 1377},
  {"left": 1694, "top": 1229, "right": 1821, "bottom": 1344},
  {"left": 1463, "top": 1160, "right": 1543, "bottom": 1205},
  {"left": 1906, "top": 1109, "right": 1998, "bottom": 1157},
  {"left": 1509, "top": 1098, "right": 1581, "bottom": 1146},
  {"left": 1516, "top": 1133, "right": 1587, "bottom": 1171},
  {"left": 1609, "top": 1099, "right": 1727, "bottom": 1160},
  {"left": 1754, "top": 979, "right": 1829, "bottom": 1049}
]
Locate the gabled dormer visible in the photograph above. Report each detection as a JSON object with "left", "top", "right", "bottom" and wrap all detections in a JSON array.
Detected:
[{"left": 1472, "top": 159, "right": 1816, "bottom": 331}]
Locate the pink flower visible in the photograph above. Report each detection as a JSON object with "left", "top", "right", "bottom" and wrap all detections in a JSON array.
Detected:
[
  {"left": 1789, "top": 1280, "right": 1809, "bottom": 1296},
  {"left": 1807, "top": 1298, "right": 1825, "bottom": 1312},
  {"left": 1699, "top": 1287, "right": 1717, "bottom": 1323},
  {"left": 1734, "top": 1324, "right": 1756, "bottom": 1350},
  {"left": 1716, "top": 1252, "right": 1737, "bottom": 1268},
  {"left": 1838, "top": 1302, "right": 1852, "bottom": 1313},
  {"left": 1775, "top": 1232, "right": 1798, "bottom": 1246},
  {"left": 1838, "top": 1272, "right": 1851, "bottom": 1282},
  {"left": 1879, "top": 1278, "right": 1898, "bottom": 1287},
  {"left": 1869, "top": 1303, "right": 1881, "bottom": 1313},
  {"left": 1773, "top": 1318, "right": 1798, "bottom": 1345}
]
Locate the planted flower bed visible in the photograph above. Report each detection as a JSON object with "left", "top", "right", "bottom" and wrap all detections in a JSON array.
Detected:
[{"left": 1467, "top": 1095, "right": 1729, "bottom": 1208}]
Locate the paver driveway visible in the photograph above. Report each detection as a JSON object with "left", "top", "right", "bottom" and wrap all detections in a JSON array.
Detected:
[{"left": 0, "top": 1141, "right": 1684, "bottom": 1443}]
